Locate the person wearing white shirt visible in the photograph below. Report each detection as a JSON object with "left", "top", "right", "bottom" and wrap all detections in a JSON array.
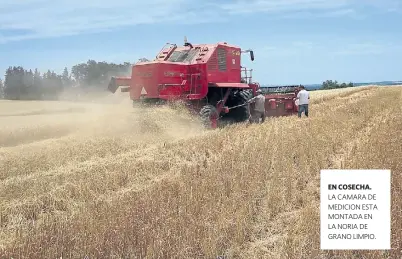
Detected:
[{"left": 296, "top": 85, "right": 310, "bottom": 118}]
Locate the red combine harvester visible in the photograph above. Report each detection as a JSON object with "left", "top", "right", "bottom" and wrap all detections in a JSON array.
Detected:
[{"left": 107, "top": 38, "right": 301, "bottom": 128}]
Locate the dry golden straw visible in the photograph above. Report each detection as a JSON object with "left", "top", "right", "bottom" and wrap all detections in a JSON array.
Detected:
[{"left": 0, "top": 85, "right": 401, "bottom": 258}]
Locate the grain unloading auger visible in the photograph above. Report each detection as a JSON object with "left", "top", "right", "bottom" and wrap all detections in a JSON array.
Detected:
[{"left": 107, "top": 38, "right": 301, "bottom": 128}]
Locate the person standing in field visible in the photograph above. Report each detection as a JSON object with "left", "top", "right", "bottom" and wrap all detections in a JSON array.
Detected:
[
  {"left": 248, "top": 89, "right": 266, "bottom": 123},
  {"left": 296, "top": 85, "right": 310, "bottom": 118}
]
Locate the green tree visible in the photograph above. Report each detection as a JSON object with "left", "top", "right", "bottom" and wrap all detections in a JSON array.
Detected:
[
  {"left": 71, "top": 60, "right": 132, "bottom": 89},
  {"left": 0, "top": 78, "right": 4, "bottom": 98},
  {"left": 3, "top": 59, "right": 134, "bottom": 100},
  {"left": 4, "top": 66, "right": 25, "bottom": 100},
  {"left": 71, "top": 62, "right": 89, "bottom": 86},
  {"left": 322, "top": 80, "right": 354, "bottom": 90},
  {"left": 23, "top": 69, "right": 35, "bottom": 99},
  {"left": 32, "top": 68, "right": 43, "bottom": 99},
  {"left": 62, "top": 67, "right": 72, "bottom": 88}
]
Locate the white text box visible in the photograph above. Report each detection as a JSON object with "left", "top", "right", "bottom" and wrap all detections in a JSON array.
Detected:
[{"left": 320, "top": 169, "right": 391, "bottom": 250}]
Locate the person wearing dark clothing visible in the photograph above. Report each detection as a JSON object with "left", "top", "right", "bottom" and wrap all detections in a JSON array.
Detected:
[{"left": 248, "top": 89, "right": 266, "bottom": 123}]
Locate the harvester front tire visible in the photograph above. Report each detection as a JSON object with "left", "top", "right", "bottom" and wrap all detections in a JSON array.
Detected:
[
  {"left": 239, "top": 89, "right": 253, "bottom": 101},
  {"left": 230, "top": 89, "right": 253, "bottom": 122},
  {"left": 199, "top": 104, "right": 219, "bottom": 129}
]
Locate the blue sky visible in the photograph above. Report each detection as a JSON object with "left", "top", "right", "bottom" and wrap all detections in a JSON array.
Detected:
[{"left": 0, "top": 0, "right": 401, "bottom": 85}]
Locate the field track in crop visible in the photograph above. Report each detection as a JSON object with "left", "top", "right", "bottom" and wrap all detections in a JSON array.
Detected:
[{"left": 0, "top": 85, "right": 401, "bottom": 258}]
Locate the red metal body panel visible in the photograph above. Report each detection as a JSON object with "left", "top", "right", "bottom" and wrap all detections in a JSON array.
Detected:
[
  {"left": 115, "top": 77, "right": 131, "bottom": 86},
  {"left": 129, "top": 62, "right": 186, "bottom": 99},
  {"left": 107, "top": 76, "right": 131, "bottom": 93},
  {"left": 264, "top": 93, "right": 298, "bottom": 117},
  {"left": 129, "top": 62, "right": 209, "bottom": 100},
  {"left": 126, "top": 42, "right": 245, "bottom": 101},
  {"left": 205, "top": 44, "right": 241, "bottom": 84}
]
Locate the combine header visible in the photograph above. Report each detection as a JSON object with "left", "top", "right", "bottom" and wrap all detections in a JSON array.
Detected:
[
  {"left": 107, "top": 38, "right": 301, "bottom": 128},
  {"left": 259, "top": 85, "right": 301, "bottom": 117}
]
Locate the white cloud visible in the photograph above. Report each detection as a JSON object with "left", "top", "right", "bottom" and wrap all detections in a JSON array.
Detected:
[
  {"left": 0, "top": 0, "right": 399, "bottom": 43},
  {"left": 260, "top": 41, "right": 322, "bottom": 56},
  {"left": 219, "top": 0, "right": 351, "bottom": 14},
  {"left": 260, "top": 40, "right": 402, "bottom": 58},
  {"left": 217, "top": 0, "right": 400, "bottom": 22},
  {"left": 219, "top": 0, "right": 399, "bottom": 14},
  {"left": 321, "top": 8, "right": 356, "bottom": 17},
  {"left": 0, "top": 0, "right": 203, "bottom": 43},
  {"left": 331, "top": 43, "right": 402, "bottom": 55}
]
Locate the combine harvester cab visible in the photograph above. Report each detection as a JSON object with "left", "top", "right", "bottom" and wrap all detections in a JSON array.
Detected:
[{"left": 107, "top": 37, "right": 301, "bottom": 128}]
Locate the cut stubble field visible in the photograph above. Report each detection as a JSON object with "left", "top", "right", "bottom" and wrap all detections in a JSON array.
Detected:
[{"left": 0, "top": 86, "right": 401, "bottom": 258}]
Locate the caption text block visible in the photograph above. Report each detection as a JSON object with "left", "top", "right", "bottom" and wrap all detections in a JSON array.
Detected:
[{"left": 320, "top": 169, "right": 391, "bottom": 250}]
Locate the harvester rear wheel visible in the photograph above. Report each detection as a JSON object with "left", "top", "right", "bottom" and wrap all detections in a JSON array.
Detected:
[{"left": 199, "top": 104, "right": 219, "bottom": 129}]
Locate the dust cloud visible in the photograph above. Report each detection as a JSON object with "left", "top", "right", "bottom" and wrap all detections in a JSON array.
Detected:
[{"left": 0, "top": 90, "right": 206, "bottom": 149}]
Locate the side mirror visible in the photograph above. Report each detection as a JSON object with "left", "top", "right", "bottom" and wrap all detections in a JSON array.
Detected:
[{"left": 250, "top": 50, "right": 254, "bottom": 61}]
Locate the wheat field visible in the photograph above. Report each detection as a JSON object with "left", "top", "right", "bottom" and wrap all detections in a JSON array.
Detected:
[{"left": 0, "top": 86, "right": 401, "bottom": 258}]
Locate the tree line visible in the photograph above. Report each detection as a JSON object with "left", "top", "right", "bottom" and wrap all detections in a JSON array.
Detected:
[
  {"left": 321, "top": 80, "right": 354, "bottom": 90},
  {"left": 0, "top": 60, "right": 132, "bottom": 100}
]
